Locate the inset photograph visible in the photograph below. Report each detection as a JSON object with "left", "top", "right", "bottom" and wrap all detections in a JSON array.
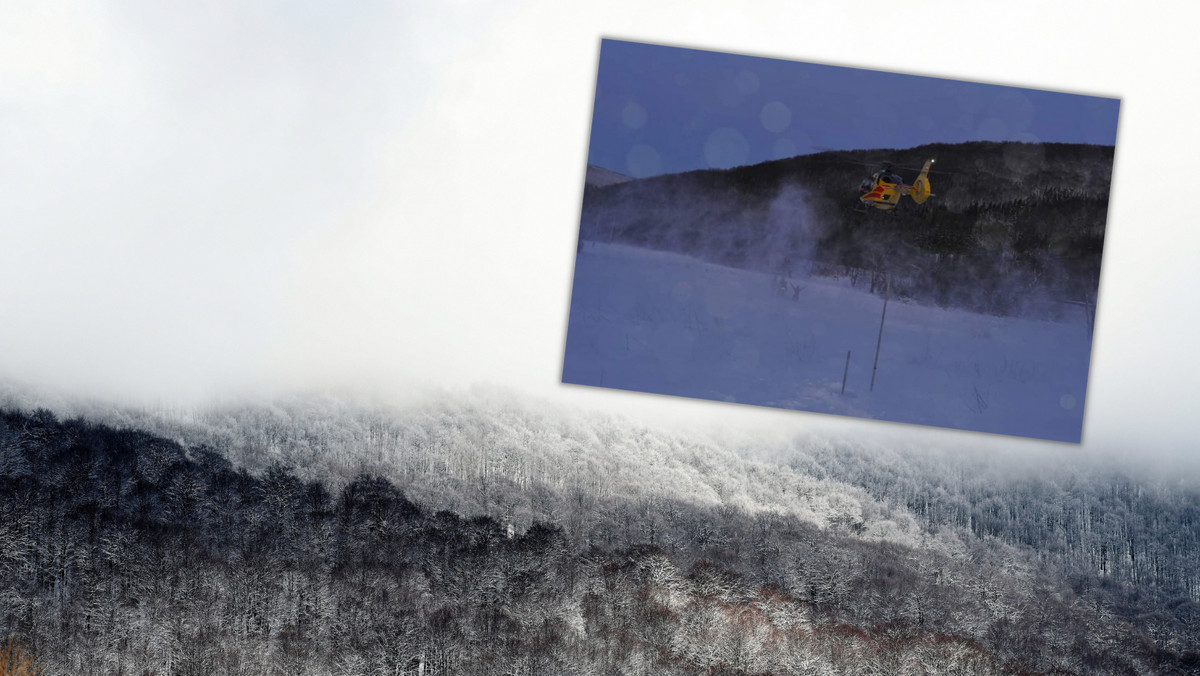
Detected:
[{"left": 564, "top": 39, "right": 1119, "bottom": 442}]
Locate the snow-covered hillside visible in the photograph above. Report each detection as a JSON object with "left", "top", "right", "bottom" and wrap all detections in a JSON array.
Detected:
[
  {"left": 584, "top": 164, "right": 633, "bottom": 187},
  {"left": 563, "top": 243, "right": 1093, "bottom": 442}
]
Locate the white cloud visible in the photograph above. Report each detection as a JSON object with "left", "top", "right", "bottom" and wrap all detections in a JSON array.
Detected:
[
  {"left": 0, "top": 1, "right": 105, "bottom": 94},
  {"left": 0, "top": 0, "right": 1198, "bottom": 462}
]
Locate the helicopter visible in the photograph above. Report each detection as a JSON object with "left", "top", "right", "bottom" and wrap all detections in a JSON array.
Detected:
[{"left": 856, "top": 159, "right": 936, "bottom": 212}]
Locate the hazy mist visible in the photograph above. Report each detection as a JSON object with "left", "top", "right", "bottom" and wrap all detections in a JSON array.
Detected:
[{"left": 2, "top": 2, "right": 1198, "bottom": 464}]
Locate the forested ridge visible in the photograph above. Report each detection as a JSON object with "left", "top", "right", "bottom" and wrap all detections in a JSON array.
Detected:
[
  {"left": 1, "top": 394, "right": 1198, "bottom": 674},
  {"left": 580, "top": 142, "right": 1113, "bottom": 316}
]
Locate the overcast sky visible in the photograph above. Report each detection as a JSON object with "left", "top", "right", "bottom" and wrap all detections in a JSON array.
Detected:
[
  {"left": 1, "top": 1, "right": 1198, "bottom": 464},
  {"left": 589, "top": 39, "right": 1121, "bottom": 177}
]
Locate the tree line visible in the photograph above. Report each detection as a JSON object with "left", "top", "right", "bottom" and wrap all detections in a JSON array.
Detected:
[
  {"left": 580, "top": 141, "right": 1113, "bottom": 317},
  {"left": 2, "top": 401, "right": 1199, "bottom": 674}
]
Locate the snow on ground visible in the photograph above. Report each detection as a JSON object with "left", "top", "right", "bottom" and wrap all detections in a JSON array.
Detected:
[{"left": 562, "top": 243, "right": 1093, "bottom": 442}]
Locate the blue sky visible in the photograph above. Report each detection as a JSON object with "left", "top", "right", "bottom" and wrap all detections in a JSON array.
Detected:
[{"left": 589, "top": 39, "right": 1121, "bottom": 178}]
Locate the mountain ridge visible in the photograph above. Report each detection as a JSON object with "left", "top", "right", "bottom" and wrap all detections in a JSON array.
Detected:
[
  {"left": 1, "top": 392, "right": 1197, "bottom": 674},
  {"left": 579, "top": 141, "right": 1114, "bottom": 316}
]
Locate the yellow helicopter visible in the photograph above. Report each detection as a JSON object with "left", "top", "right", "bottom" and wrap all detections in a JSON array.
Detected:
[{"left": 857, "top": 159, "right": 936, "bottom": 211}]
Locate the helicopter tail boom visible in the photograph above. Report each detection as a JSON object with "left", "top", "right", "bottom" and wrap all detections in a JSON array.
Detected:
[{"left": 909, "top": 159, "right": 935, "bottom": 204}]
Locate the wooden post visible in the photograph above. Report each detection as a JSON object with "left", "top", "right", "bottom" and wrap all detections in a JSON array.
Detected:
[
  {"left": 841, "top": 350, "right": 851, "bottom": 395},
  {"left": 870, "top": 279, "right": 890, "bottom": 392}
]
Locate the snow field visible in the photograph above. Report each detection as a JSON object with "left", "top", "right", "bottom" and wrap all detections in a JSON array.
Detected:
[{"left": 563, "top": 243, "right": 1092, "bottom": 442}]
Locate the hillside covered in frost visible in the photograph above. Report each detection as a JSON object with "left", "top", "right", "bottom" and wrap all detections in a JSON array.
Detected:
[{"left": 0, "top": 392, "right": 1197, "bottom": 674}]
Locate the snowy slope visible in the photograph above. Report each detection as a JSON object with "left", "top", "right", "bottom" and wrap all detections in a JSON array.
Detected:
[
  {"left": 585, "top": 164, "right": 633, "bottom": 187},
  {"left": 563, "top": 243, "right": 1093, "bottom": 442}
]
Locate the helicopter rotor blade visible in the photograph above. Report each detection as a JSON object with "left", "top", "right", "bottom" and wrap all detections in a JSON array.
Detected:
[
  {"left": 891, "top": 162, "right": 954, "bottom": 175},
  {"left": 812, "top": 148, "right": 956, "bottom": 174}
]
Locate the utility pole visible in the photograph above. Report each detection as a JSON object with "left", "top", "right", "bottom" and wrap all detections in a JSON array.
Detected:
[
  {"left": 841, "top": 350, "right": 851, "bottom": 395},
  {"left": 870, "top": 278, "right": 890, "bottom": 392}
]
